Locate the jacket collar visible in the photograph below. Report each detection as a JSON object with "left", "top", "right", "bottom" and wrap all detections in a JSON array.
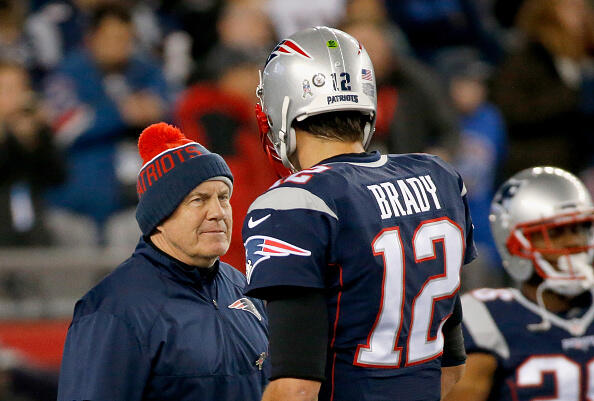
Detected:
[{"left": 133, "top": 237, "right": 220, "bottom": 286}]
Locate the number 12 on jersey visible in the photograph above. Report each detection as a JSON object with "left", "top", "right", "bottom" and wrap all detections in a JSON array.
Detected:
[{"left": 355, "top": 217, "right": 464, "bottom": 368}]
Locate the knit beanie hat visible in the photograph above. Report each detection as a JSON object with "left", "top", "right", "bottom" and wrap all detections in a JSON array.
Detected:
[{"left": 135, "top": 122, "right": 233, "bottom": 235}]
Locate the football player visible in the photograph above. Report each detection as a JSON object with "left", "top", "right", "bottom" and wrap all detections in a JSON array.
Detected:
[
  {"left": 444, "top": 166, "right": 594, "bottom": 401},
  {"left": 243, "top": 27, "right": 477, "bottom": 401}
]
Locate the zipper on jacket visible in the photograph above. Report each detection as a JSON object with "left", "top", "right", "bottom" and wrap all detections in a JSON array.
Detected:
[
  {"left": 209, "top": 281, "right": 266, "bottom": 373},
  {"left": 255, "top": 352, "right": 267, "bottom": 370}
]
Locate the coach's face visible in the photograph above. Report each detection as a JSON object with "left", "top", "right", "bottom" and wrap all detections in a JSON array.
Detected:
[{"left": 155, "top": 180, "right": 232, "bottom": 267}]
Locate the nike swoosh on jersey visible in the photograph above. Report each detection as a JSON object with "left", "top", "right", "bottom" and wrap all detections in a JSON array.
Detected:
[{"left": 248, "top": 214, "right": 271, "bottom": 228}]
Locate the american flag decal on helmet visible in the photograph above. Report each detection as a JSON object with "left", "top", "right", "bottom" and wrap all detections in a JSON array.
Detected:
[
  {"left": 244, "top": 235, "right": 312, "bottom": 283},
  {"left": 265, "top": 39, "right": 313, "bottom": 67},
  {"left": 228, "top": 297, "right": 262, "bottom": 321},
  {"left": 361, "top": 68, "right": 373, "bottom": 81}
]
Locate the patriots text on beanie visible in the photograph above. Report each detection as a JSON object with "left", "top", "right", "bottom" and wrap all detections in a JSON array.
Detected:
[{"left": 135, "top": 122, "right": 233, "bottom": 235}]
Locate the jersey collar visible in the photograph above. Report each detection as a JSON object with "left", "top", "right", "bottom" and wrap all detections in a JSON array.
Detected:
[{"left": 318, "top": 150, "right": 382, "bottom": 165}]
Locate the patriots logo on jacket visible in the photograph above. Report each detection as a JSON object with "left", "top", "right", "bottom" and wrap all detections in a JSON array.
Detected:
[
  {"left": 265, "top": 39, "right": 312, "bottom": 67},
  {"left": 244, "top": 235, "right": 311, "bottom": 283},
  {"left": 228, "top": 297, "right": 262, "bottom": 321}
]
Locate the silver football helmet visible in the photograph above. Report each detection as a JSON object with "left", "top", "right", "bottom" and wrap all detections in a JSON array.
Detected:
[
  {"left": 490, "top": 166, "right": 594, "bottom": 296},
  {"left": 255, "top": 26, "right": 377, "bottom": 172}
]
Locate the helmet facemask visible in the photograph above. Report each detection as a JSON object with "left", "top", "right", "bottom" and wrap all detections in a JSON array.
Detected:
[
  {"left": 255, "top": 75, "right": 292, "bottom": 178},
  {"left": 506, "top": 211, "right": 594, "bottom": 296}
]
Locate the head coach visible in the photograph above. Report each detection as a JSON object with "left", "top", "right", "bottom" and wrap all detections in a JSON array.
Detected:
[{"left": 57, "top": 122, "right": 269, "bottom": 400}]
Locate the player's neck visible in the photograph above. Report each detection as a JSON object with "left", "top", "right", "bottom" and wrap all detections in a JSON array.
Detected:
[
  {"left": 293, "top": 128, "right": 365, "bottom": 170},
  {"left": 521, "top": 283, "right": 575, "bottom": 313}
]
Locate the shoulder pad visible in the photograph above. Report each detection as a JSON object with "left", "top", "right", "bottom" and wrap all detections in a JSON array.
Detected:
[
  {"left": 249, "top": 186, "right": 337, "bottom": 219},
  {"left": 462, "top": 292, "right": 510, "bottom": 359}
]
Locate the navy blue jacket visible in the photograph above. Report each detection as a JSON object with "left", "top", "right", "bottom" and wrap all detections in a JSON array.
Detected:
[{"left": 58, "top": 238, "right": 269, "bottom": 401}]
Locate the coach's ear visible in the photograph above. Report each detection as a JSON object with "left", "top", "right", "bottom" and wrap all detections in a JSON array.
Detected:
[{"left": 149, "top": 222, "right": 165, "bottom": 241}]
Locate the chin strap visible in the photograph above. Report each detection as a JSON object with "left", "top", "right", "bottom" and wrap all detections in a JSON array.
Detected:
[
  {"left": 278, "top": 96, "right": 297, "bottom": 173},
  {"left": 527, "top": 252, "right": 582, "bottom": 332},
  {"left": 527, "top": 281, "right": 552, "bottom": 332},
  {"left": 254, "top": 70, "right": 292, "bottom": 178},
  {"left": 533, "top": 252, "right": 593, "bottom": 296},
  {"left": 526, "top": 280, "right": 590, "bottom": 336}
]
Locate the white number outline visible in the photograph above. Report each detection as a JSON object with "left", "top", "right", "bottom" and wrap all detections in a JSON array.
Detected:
[
  {"left": 354, "top": 227, "right": 406, "bottom": 367},
  {"left": 407, "top": 218, "right": 464, "bottom": 366},
  {"left": 354, "top": 217, "right": 465, "bottom": 368},
  {"left": 516, "top": 355, "right": 583, "bottom": 401},
  {"left": 283, "top": 165, "right": 331, "bottom": 184}
]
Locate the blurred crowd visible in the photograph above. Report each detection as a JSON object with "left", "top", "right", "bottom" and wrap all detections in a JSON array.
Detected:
[
  {"left": 0, "top": 0, "right": 592, "bottom": 281},
  {"left": 0, "top": 0, "right": 592, "bottom": 398},
  {"left": 0, "top": 0, "right": 592, "bottom": 278}
]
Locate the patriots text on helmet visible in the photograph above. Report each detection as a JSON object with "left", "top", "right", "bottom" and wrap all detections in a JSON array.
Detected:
[
  {"left": 326, "top": 94, "right": 359, "bottom": 105},
  {"left": 367, "top": 175, "right": 442, "bottom": 219}
]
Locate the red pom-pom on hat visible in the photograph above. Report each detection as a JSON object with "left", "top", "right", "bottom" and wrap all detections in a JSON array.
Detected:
[{"left": 138, "top": 122, "right": 193, "bottom": 165}]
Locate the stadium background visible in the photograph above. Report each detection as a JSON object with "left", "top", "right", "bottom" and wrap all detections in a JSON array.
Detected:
[{"left": 0, "top": 0, "right": 592, "bottom": 398}]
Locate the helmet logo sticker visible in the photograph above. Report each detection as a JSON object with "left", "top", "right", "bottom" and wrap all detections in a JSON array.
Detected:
[
  {"left": 265, "top": 39, "right": 313, "bottom": 67},
  {"left": 493, "top": 178, "right": 524, "bottom": 211},
  {"left": 302, "top": 80, "right": 313, "bottom": 98},
  {"left": 327, "top": 40, "right": 338, "bottom": 48},
  {"left": 312, "top": 73, "right": 325, "bottom": 87}
]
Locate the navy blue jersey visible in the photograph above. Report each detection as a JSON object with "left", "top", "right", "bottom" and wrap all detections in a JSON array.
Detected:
[
  {"left": 462, "top": 288, "right": 594, "bottom": 401},
  {"left": 243, "top": 151, "right": 476, "bottom": 401}
]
